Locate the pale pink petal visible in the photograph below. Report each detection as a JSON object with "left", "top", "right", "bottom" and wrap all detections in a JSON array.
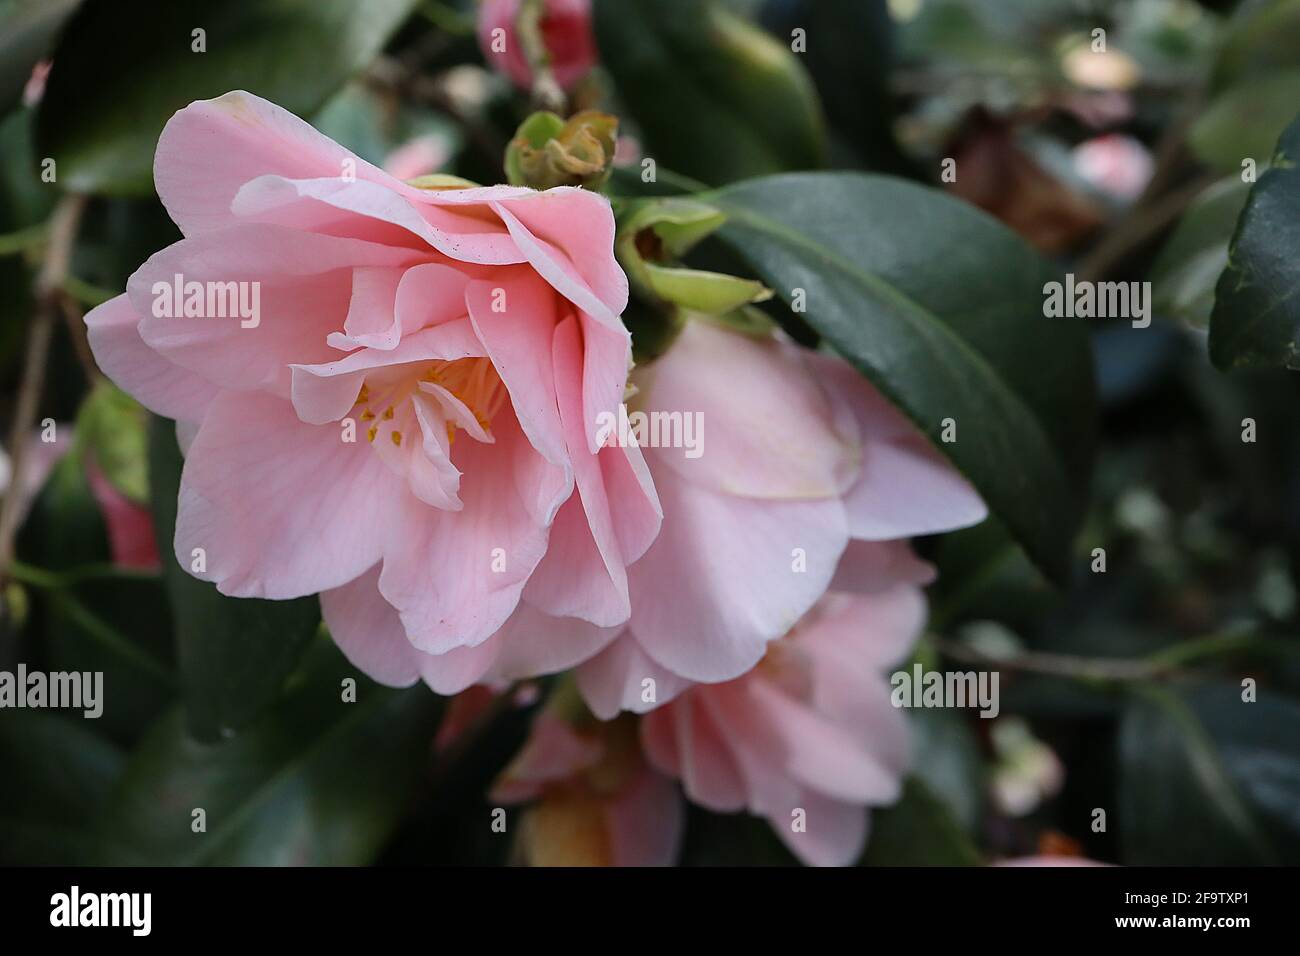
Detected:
[
  {"left": 326, "top": 267, "right": 404, "bottom": 351},
  {"left": 233, "top": 175, "right": 528, "bottom": 265},
  {"left": 465, "top": 272, "right": 568, "bottom": 467},
  {"left": 770, "top": 791, "right": 868, "bottom": 867},
  {"left": 84, "top": 294, "right": 219, "bottom": 421},
  {"left": 378, "top": 412, "right": 570, "bottom": 652},
  {"left": 625, "top": 465, "right": 848, "bottom": 683},
  {"left": 522, "top": 316, "right": 660, "bottom": 626},
  {"left": 741, "top": 678, "right": 904, "bottom": 804},
  {"left": 320, "top": 566, "right": 422, "bottom": 687},
  {"left": 491, "top": 711, "right": 603, "bottom": 804},
  {"left": 417, "top": 601, "right": 620, "bottom": 694},
  {"left": 809, "top": 351, "right": 988, "bottom": 539},
  {"left": 844, "top": 436, "right": 988, "bottom": 540},
  {"left": 642, "top": 693, "right": 748, "bottom": 812},
  {"left": 830, "top": 539, "right": 936, "bottom": 593},
  {"left": 604, "top": 766, "right": 684, "bottom": 867},
  {"left": 575, "top": 632, "right": 692, "bottom": 719},
  {"left": 492, "top": 189, "right": 628, "bottom": 323},
  {"left": 175, "top": 391, "right": 407, "bottom": 599},
  {"left": 638, "top": 321, "right": 858, "bottom": 500},
  {"left": 127, "top": 225, "right": 424, "bottom": 396}
]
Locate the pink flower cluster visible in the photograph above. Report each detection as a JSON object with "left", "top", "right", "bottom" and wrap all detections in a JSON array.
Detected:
[{"left": 87, "top": 91, "right": 986, "bottom": 867}]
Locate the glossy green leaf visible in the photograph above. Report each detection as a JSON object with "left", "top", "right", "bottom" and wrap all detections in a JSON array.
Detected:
[
  {"left": 593, "top": 0, "right": 824, "bottom": 186},
  {"left": 96, "top": 641, "right": 441, "bottom": 865},
  {"left": 707, "top": 172, "right": 1096, "bottom": 583},
  {"left": 1209, "top": 114, "right": 1300, "bottom": 370},
  {"left": 148, "top": 415, "right": 320, "bottom": 743},
  {"left": 1151, "top": 177, "right": 1248, "bottom": 329},
  {"left": 1119, "top": 682, "right": 1300, "bottom": 865},
  {"left": 1190, "top": 70, "right": 1300, "bottom": 173},
  {"left": 36, "top": 0, "right": 419, "bottom": 194}
]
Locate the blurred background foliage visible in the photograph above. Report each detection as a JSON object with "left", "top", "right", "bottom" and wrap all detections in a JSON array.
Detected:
[{"left": 2, "top": 0, "right": 1300, "bottom": 866}]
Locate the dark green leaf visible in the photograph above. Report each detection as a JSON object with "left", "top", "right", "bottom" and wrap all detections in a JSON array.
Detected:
[
  {"left": 1150, "top": 177, "right": 1248, "bottom": 329},
  {"left": 96, "top": 641, "right": 441, "bottom": 865},
  {"left": 907, "top": 709, "right": 985, "bottom": 833},
  {"left": 759, "top": 0, "right": 910, "bottom": 173},
  {"left": 1119, "top": 682, "right": 1300, "bottom": 865},
  {"left": 707, "top": 172, "right": 1096, "bottom": 583},
  {"left": 148, "top": 415, "right": 319, "bottom": 743},
  {"left": 593, "top": 0, "right": 824, "bottom": 186},
  {"left": 1209, "top": 114, "right": 1300, "bottom": 370},
  {"left": 36, "top": 0, "right": 420, "bottom": 194},
  {"left": 1190, "top": 70, "right": 1300, "bottom": 173},
  {"left": 0, "top": 710, "right": 125, "bottom": 864},
  {"left": 860, "top": 777, "right": 983, "bottom": 865}
]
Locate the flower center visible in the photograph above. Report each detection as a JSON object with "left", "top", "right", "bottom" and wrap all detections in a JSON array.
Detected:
[{"left": 353, "top": 358, "right": 508, "bottom": 448}]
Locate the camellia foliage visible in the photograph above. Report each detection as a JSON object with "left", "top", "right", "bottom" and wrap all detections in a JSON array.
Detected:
[{"left": 0, "top": 0, "right": 1298, "bottom": 870}]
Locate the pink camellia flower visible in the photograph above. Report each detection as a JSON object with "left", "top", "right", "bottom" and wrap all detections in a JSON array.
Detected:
[
  {"left": 332, "top": 318, "right": 984, "bottom": 696},
  {"left": 638, "top": 584, "right": 927, "bottom": 867},
  {"left": 478, "top": 0, "right": 597, "bottom": 92},
  {"left": 492, "top": 708, "right": 683, "bottom": 866},
  {"left": 574, "top": 320, "right": 986, "bottom": 702},
  {"left": 85, "top": 91, "right": 659, "bottom": 673}
]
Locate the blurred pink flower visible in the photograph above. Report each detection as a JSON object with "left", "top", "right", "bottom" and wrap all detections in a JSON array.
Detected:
[
  {"left": 85, "top": 460, "right": 160, "bottom": 571},
  {"left": 382, "top": 135, "right": 452, "bottom": 182},
  {"left": 639, "top": 586, "right": 926, "bottom": 867},
  {"left": 85, "top": 91, "right": 657, "bottom": 672},
  {"left": 492, "top": 709, "right": 683, "bottom": 866},
  {"left": 1072, "top": 134, "right": 1153, "bottom": 202},
  {"left": 477, "top": 0, "right": 597, "bottom": 92},
  {"left": 22, "top": 60, "right": 51, "bottom": 107}
]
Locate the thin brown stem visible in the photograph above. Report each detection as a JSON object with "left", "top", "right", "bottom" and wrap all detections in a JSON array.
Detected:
[{"left": 0, "top": 193, "right": 88, "bottom": 584}]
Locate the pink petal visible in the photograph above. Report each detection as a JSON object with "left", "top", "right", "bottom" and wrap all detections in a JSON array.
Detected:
[
  {"left": 624, "top": 465, "right": 849, "bottom": 683},
  {"left": 416, "top": 601, "right": 620, "bottom": 695},
  {"left": 638, "top": 321, "right": 859, "bottom": 500},
  {"left": 127, "top": 225, "right": 424, "bottom": 396},
  {"left": 377, "top": 411, "right": 570, "bottom": 653},
  {"left": 175, "top": 391, "right": 407, "bottom": 599},
  {"left": 465, "top": 272, "right": 568, "bottom": 468},
  {"left": 830, "top": 539, "right": 936, "bottom": 593},
  {"left": 522, "top": 316, "right": 661, "bottom": 626},
  {"left": 575, "top": 632, "right": 692, "bottom": 719},
  {"left": 84, "top": 294, "right": 219, "bottom": 421},
  {"left": 642, "top": 693, "right": 748, "bottom": 812},
  {"left": 320, "top": 565, "right": 422, "bottom": 687},
  {"left": 770, "top": 790, "right": 868, "bottom": 867},
  {"left": 604, "top": 766, "right": 684, "bottom": 867}
]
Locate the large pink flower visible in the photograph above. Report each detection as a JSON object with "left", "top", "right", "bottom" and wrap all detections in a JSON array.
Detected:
[
  {"left": 478, "top": 0, "right": 597, "bottom": 93},
  {"left": 85, "top": 91, "right": 659, "bottom": 665},
  {"left": 328, "top": 317, "right": 984, "bottom": 694},
  {"left": 575, "top": 320, "right": 987, "bottom": 704},
  {"left": 640, "top": 585, "right": 925, "bottom": 868}
]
